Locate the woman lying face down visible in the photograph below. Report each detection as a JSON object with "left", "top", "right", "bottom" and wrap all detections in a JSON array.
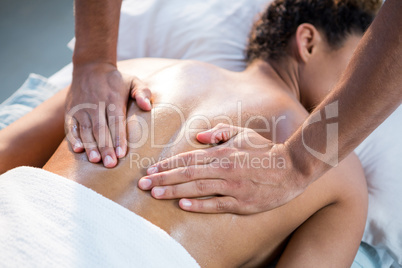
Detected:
[{"left": 0, "top": 0, "right": 381, "bottom": 267}]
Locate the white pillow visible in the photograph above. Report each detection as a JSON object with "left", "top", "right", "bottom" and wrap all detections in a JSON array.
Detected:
[
  {"left": 58, "top": 0, "right": 270, "bottom": 89},
  {"left": 355, "top": 105, "right": 402, "bottom": 264},
  {"left": 68, "top": 0, "right": 271, "bottom": 71}
]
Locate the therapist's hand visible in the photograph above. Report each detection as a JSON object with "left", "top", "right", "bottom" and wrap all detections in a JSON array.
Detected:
[
  {"left": 65, "top": 62, "right": 152, "bottom": 168},
  {"left": 138, "top": 123, "right": 309, "bottom": 214}
]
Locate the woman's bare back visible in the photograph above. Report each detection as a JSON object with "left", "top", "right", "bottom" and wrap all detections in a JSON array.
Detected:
[{"left": 43, "top": 58, "right": 367, "bottom": 267}]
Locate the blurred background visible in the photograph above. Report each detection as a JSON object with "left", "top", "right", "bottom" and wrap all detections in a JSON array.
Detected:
[{"left": 0, "top": 0, "right": 74, "bottom": 103}]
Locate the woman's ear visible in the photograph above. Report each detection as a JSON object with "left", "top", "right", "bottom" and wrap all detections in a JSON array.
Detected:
[{"left": 295, "top": 23, "right": 321, "bottom": 63}]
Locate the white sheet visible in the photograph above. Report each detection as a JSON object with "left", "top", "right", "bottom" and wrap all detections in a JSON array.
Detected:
[{"left": 0, "top": 166, "right": 199, "bottom": 268}]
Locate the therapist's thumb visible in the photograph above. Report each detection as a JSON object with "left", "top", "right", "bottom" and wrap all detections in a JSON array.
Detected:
[
  {"left": 128, "top": 75, "right": 152, "bottom": 111},
  {"left": 196, "top": 123, "right": 241, "bottom": 144}
]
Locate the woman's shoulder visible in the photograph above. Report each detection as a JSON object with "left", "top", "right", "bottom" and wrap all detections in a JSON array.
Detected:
[{"left": 117, "top": 58, "right": 182, "bottom": 79}]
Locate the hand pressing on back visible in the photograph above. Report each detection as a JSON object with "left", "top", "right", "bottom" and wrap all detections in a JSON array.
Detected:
[{"left": 65, "top": 62, "right": 152, "bottom": 168}]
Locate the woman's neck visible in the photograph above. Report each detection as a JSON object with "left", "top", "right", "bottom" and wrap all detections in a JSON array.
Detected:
[{"left": 243, "top": 59, "right": 301, "bottom": 102}]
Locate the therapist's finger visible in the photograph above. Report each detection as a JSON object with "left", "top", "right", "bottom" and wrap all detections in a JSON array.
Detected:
[
  {"left": 66, "top": 116, "right": 84, "bottom": 152},
  {"left": 146, "top": 149, "right": 215, "bottom": 175},
  {"left": 139, "top": 163, "right": 221, "bottom": 190},
  {"left": 178, "top": 196, "right": 241, "bottom": 214},
  {"left": 76, "top": 112, "right": 101, "bottom": 163},
  {"left": 150, "top": 179, "right": 229, "bottom": 199},
  {"left": 107, "top": 103, "right": 127, "bottom": 159},
  {"left": 130, "top": 76, "right": 152, "bottom": 111},
  {"left": 196, "top": 123, "right": 241, "bottom": 144},
  {"left": 90, "top": 109, "right": 117, "bottom": 168}
]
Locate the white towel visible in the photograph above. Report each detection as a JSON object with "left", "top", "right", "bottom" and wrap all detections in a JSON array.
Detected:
[{"left": 0, "top": 167, "right": 199, "bottom": 268}]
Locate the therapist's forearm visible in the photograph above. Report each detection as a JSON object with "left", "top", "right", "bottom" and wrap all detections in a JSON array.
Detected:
[
  {"left": 287, "top": 0, "right": 402, "bottom": 185},
  {"left": 73, "top": 0, "right": 122, "bottom": 66}
]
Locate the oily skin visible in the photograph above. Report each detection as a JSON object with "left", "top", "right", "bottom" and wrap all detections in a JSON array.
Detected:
[
  {"left": 139, "top": 27, "right": 362, "bottom": 212},
  {"left": 69, "top": 0, "right": 402, "bottom": 216},
  {"left": 68, "top": 0, "right": 152, "bottom": 168},
  {"left": 142, "top": 0, "right": 402, "bottom": 215},
  {"left": 40, "top": 33, "right": 366, "bottom": 267}
]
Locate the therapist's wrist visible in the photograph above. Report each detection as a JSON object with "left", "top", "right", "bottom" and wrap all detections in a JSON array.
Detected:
[
  {"left": 72, "top": 54, "right": 117, "bottom": 69},
  {"left": 283, "top": 139, "right": 318, "bottom": 190},
  {"left": 72, "top": 61, "right": 117, "bottom": 73},
  {"left": 72, "top": 43, "right": 117, "bottom": 68}
]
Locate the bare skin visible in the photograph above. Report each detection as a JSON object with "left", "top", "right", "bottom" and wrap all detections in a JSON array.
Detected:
[
  {"left": 0, "top": 35, "right": 367, "bottom": 265},
  {"left": 68, "top": 0, "right": 152, "bottom": 168},
  {"left": 0, "top": 22, "right": 369, "bottom": 266},
  {"left": 143, "top": 0, "right": 402, "bottom": 214}
]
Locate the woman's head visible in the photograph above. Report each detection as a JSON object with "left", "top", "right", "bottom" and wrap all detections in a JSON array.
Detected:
[
  {"left": 247, "top": 0, "right": 381, "bottom": 62},
  {"left": 247, "top": 0, "right": 382, "bottom": 109}
]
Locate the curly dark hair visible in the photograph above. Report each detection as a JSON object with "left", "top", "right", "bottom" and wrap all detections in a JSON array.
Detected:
[{"left": 246, "top": 0, "right": 382, "bottom": 62}]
